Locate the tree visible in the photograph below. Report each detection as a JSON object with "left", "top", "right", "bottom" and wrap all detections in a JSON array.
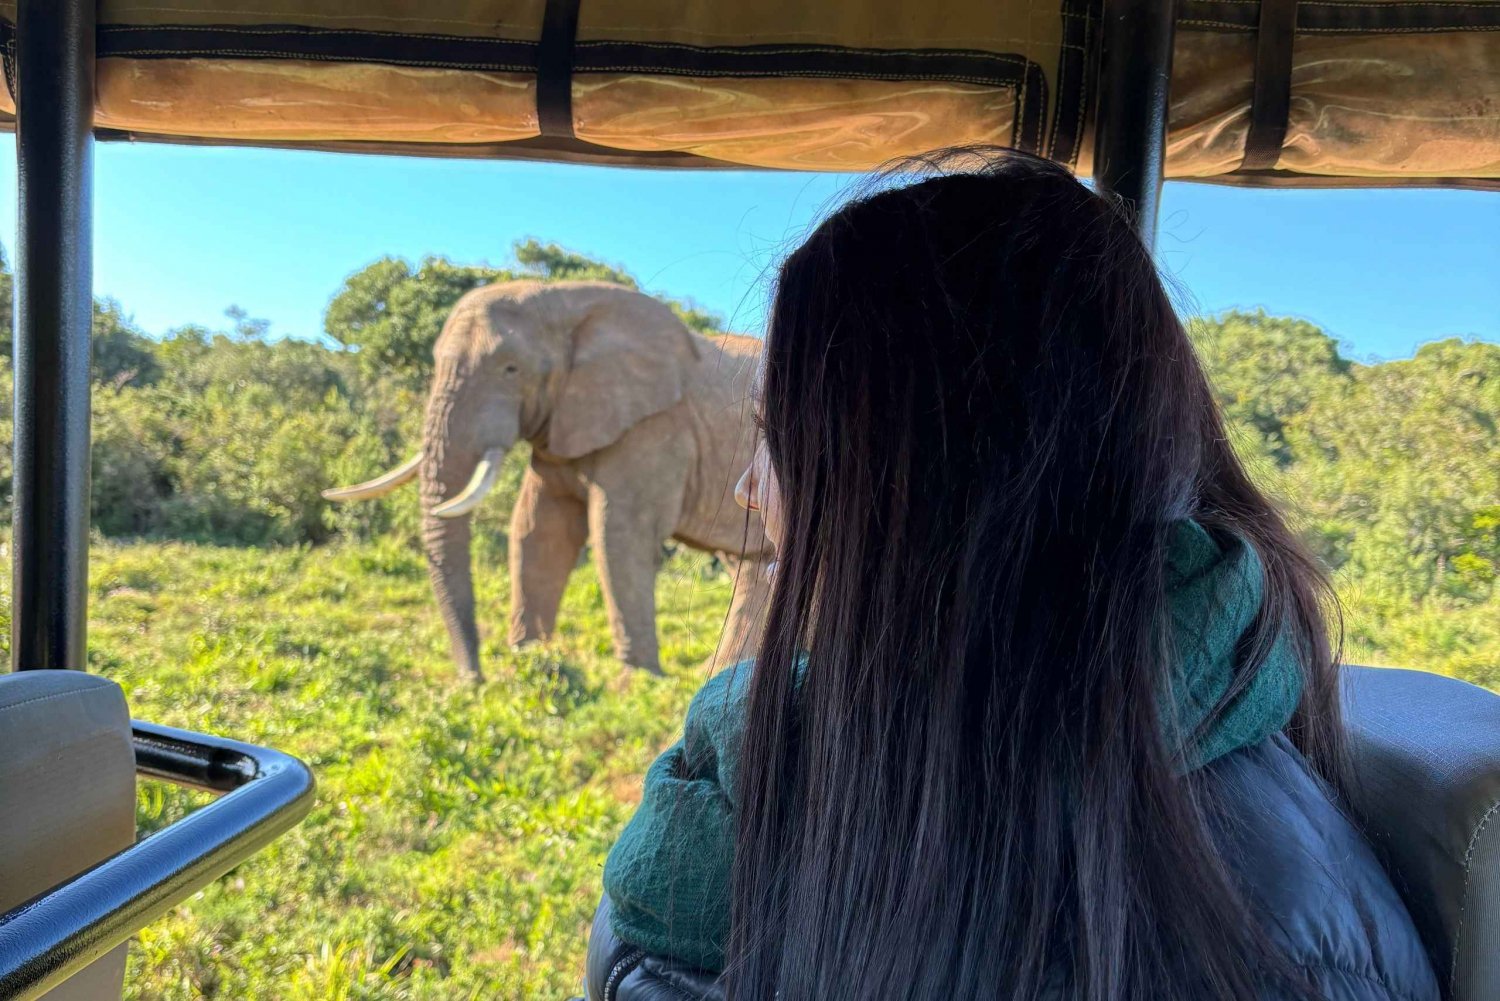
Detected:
[
  {"left": 224, "top": 304, "right": 272, "bottom": 341},
  {"left": 324, "top": 255, "right": 515, "bottom": 386},
  {"left": 323, "top": 240, "right": 725, "bottom": 385},
  {"left": 0, "top": 243, "right": 160, "bottom": 386},
  {"left": 0, "top": 244, "right": 13, "bottom": 354},
  {"left": 513, "top": 239, "right": 637, "bottom": 285},
  {"left": 1189, "top": 310, "right": 1351, "bottom": 464},
  {"left": 92, "top": 298, "right": 161, "bottom": 387},
  {"left": 1283, "top": 338, "right": 1500, "bottom": 603}
]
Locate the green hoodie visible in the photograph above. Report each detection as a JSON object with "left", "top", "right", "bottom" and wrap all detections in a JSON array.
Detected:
[{"left": 603, "top": 521, "right": 1305, "bottom": 973}]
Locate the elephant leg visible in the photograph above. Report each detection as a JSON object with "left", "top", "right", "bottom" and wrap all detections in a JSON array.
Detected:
[
  {"left": 508, "top": 466, "right": 588, "bottom": 647},
  {"left": 587, "top": 485, "right": 670, "bottom": 674},
  {"left": 710, "top": 555, "right": 773, "bottom": 671}
]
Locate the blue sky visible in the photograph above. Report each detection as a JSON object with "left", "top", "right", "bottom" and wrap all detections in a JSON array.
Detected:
[{"left": 0, "top": 142, "right": 1495, "bottom": 361}]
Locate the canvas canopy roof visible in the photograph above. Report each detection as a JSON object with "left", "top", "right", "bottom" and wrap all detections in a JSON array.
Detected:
[{"left": 0, "top": 0, "right": 1495, "bottom": 187}]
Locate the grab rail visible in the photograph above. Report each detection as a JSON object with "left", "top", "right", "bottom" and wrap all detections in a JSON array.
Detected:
[{"left": 0, "top": 722, "right": 315, "bottom": 1000}]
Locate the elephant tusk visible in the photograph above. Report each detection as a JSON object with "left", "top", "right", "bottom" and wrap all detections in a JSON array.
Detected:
[
  {"left": 321, "top": 453, "right": 422, "bottom": 502},
  {"left": 432, "top": 449, "right": 507, "bottom": 519}
]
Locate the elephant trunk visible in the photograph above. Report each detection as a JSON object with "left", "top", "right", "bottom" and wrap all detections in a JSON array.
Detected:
[
  {"left": 421, "top": 496, "right": 482, "bottom": 682},
  {"left": 421, "top": 360, "right": 489, "bottom": 682}
]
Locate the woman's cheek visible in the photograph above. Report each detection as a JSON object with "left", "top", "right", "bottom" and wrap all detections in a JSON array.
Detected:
[{"left": 761, "top": 465, "right": 785, "bottom": 551}]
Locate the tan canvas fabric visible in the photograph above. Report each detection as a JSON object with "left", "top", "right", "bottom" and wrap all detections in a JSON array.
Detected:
[
  {"left": 0, "top": 0, "right": 1052, "bottom": 47},
  {"left": 1086, "top": 28, "right": 1500, "bottom": 182},
  {"left": 0, "top": 1, "right": 1493, "bottom": 183},
  {"left": 0, "top": 1, "right": 546, "bottom": 38},
  {"left": 0, "top": 671, "right": 136, "bottom": 1001},
  {"left": 90, "top": 60, "right": 539, "bottom": 143},
  {"left": 575, "top": 0, "right": 1064, "bottom": 50},
  {"left": 1277, "top": 32, "right": 1500, "bottom": 180},
  {"left": 572, "top": 76, "right": 1021, "bottom": 171}
]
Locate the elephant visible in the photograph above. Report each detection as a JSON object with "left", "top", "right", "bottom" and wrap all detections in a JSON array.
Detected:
[{"left": 323, "top": 281, "right": 773, "bottom": 682}]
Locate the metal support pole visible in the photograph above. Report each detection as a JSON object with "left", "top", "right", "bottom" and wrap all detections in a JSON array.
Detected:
[
  {"left": 11, "top": 0, "right": 95, "bottom": 671},
  {"left": 1091, "top": 0, "right": 1176, "bottom": 249}
]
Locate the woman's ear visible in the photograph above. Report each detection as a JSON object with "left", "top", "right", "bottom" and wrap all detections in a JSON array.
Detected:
[{"left": 547, "top": 297, "right": 702, "bottom": 459}]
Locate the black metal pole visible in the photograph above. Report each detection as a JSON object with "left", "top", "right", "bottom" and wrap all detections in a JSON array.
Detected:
[
  {"left": 11, "top": 0, "right": 95, "bottom": 671},
  {"left": 1091, "top": 0, "right": 1176, "bottom": 248}
]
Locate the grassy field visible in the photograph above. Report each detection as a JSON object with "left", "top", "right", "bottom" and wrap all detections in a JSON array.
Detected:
[
  {"left": 4, "top": 535, "right": 1493, "bottom": 999},
  {"left": 80, "top": 537, "right": 730, "bottom": 1000}
]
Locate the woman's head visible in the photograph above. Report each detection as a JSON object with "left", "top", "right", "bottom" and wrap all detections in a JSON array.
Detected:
[
  {"left": 727, "top": 150, "right": 1340, "bottom": 1000},
  {"left": 738, "top": 150, "right": 1210, "bottom": 560}
]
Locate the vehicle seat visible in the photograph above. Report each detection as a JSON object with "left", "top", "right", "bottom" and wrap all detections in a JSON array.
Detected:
[
  {"left": 1342, "top": 666, "right": 1500, "bottom": 1001},
  {"left": 0, "top": 670, "right": 136, "bottom": 1001}
]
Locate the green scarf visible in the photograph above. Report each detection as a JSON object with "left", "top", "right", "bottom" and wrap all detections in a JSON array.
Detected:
[{"left": 602, "top": 521, "right": 1304, "bottom": 973}]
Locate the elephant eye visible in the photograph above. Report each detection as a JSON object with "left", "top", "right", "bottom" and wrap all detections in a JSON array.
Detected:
[{"left": 502, "top": 363, "right": 519, "bottom": 375}]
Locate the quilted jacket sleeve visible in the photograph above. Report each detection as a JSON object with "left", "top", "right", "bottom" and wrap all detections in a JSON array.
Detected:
[{"left": 586, "top": 896, "right": 723, "bottom": 1001}]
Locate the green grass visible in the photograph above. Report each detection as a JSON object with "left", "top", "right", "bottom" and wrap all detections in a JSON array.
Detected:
[
  {"left": 18, "top": 536, "right": 1497, "bottom": 998},
  {"left": 86, "top": 537, "right": 731, "bottom": 1000}
]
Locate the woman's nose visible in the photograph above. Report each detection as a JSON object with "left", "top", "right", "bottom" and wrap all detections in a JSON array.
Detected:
[{"left": 734, "top": 465, "right": 758, "bottom": 511}]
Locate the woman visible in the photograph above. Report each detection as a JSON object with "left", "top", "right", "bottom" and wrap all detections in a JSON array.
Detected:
[{"left": 590, "top": 151, "right": 1437, "bottom": 1001}]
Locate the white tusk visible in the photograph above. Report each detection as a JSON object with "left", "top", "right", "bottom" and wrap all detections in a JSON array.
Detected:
[
  {"left": 432, "top": 449, "right": 506, "bottom": 518},
  {"left": 321, "top": 453, "right": 422, "bottom": 502}
]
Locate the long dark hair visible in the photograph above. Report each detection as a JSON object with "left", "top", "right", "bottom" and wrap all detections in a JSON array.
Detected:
[{"left": 728, "top": 150, "right": 1342, "bottom": 1000}]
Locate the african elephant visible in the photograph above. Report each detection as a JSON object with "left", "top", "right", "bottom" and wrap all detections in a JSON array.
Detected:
[{"left": 323, "top": 281, "right": 772, "bottom": 682}]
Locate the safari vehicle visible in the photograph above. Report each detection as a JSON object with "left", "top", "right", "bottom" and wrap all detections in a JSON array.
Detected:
[{"left": 0, "top": 1, "right": 1495, "bottom": 999}]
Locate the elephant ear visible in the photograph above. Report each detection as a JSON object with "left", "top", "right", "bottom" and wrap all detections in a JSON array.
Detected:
[{"left": 547, "top": 297, "right": 702, "bottom": 460}]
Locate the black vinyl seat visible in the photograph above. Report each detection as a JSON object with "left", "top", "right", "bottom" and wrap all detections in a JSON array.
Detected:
[{"left": 1341, "top": 667, "right": 1500, "bottom": 1000}]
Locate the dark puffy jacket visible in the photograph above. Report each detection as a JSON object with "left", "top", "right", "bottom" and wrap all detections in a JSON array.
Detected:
[{"left": 584, "top": 734, "right": 1440, "bottom": 1001}]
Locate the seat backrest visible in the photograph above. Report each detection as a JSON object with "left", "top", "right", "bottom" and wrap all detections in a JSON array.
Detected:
[
  {"left": 1342, "top": 666, "right": 1500, "bottom": 1001},
  {"left": 0, "top": 670, "right": 136, "bottom": 1001}
]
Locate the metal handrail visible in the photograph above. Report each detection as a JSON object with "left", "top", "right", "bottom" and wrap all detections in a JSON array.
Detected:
[{"left": 0, "top": 722, "right": 315, "bottom": 1000}]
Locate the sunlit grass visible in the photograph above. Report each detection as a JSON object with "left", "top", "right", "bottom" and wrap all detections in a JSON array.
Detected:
[
  {"left": 8, "top": 533, "right": 1492, "bottom": 998},
  {"left": 88, "top": 537, "right": 726, "bottom": 1000}
]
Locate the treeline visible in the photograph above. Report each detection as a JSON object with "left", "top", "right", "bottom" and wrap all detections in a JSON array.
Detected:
[
  {"left": 1190, "top": 312, "right": 1498, "bottom": 679},
  {"left": 0, "top": 245, "right": 1493, "bottom": 678},
  {"left": 0, "top": 260, "right": 408, "bottom": 546},
  {"left": 0, "top": 241, "right": 721, "bottom": 546}
]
